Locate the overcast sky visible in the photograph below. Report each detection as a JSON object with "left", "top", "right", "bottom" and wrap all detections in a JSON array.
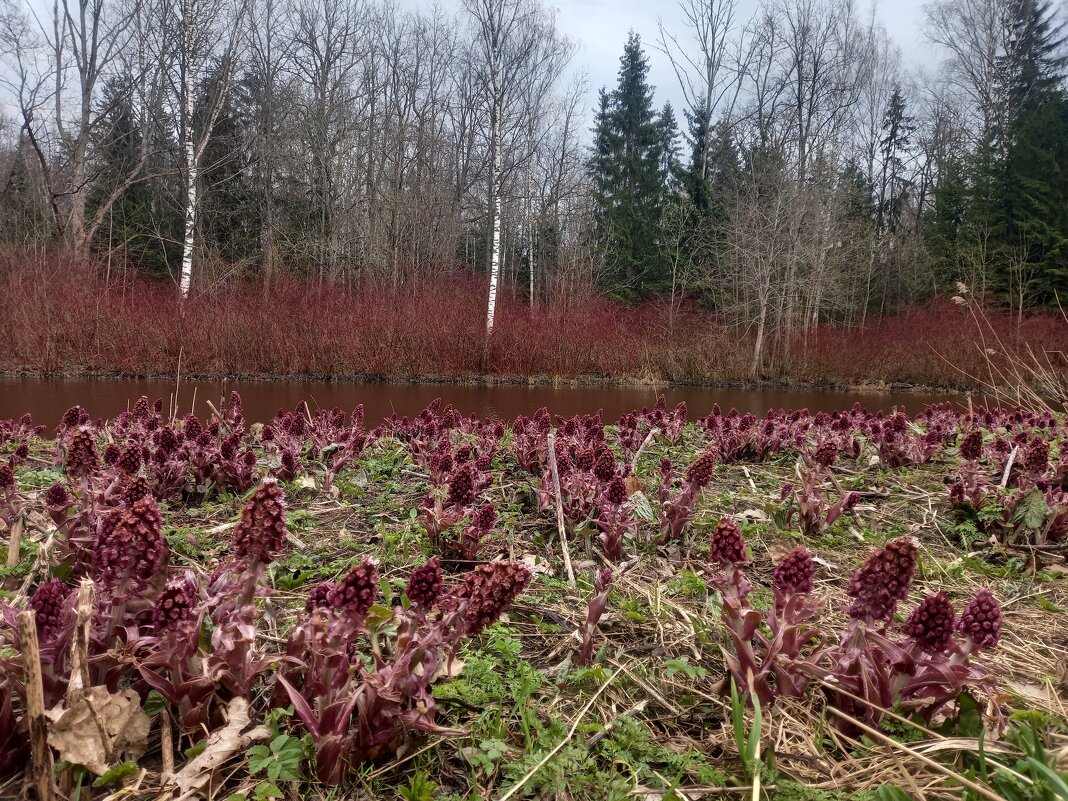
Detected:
[{"left": 556, "top": 0, "right": 935, "bottom": 113}]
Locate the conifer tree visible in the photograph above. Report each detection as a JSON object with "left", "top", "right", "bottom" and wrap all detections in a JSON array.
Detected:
[{"left": 589, "top": 32, "right": 678, "bottom": 297}]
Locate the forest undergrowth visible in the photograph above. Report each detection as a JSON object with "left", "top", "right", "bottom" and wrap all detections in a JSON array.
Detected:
[{"left": 0, "top": 394, "right": 1067, "bottom": 800}]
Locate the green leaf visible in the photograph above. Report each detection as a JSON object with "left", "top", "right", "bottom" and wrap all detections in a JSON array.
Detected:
[
  {"left": 875, "top": 786, "right": 915, "bottom": 801},
  {"left": 184, "top": 739, "right": 207, "bottom": 759},
  {"left": 1013, "top": 488, "right": 1049, "bottom": 531},
  {"left": 91, "top": 761, "right": 140, "bottom": 788},
  {"left": 143, "top": 690, "right": 169, "bottom": 717},
  {"left": 630, "top": 491, "right": 656, "bottom": 523},
  {"left": 1026, "top": 759, "right": 1068, "bottom": 799}
]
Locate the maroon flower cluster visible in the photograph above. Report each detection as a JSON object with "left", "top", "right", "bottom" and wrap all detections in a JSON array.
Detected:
[
  {"left": 125, "top": 477, "right": 152, "bottom": 504},
  {"left": 91, "top": 496, "right": 167, "bottom": 588},
  {"left": 232, "top": 480, "right": 288, "bottom": 565},
  {"left": 0, "top": 464, "right": 13, "bottom": 491},
  {"left": 709, "top": 518, "right": 746, "bottom": 567},
  {"left": 773, "top": 547, "right": 814, "bottom": 594},
  {"left": 117, "top": 446, "right": 142, "bottom": 476},
  {"left": 327, "top": 560, "right": 379, "bottom": 618},
  {"left": 845, "top": 536, "right": 918, "bottom": 623},
  {"left": 904, "top": 592, "right": 955, "bottom": 653},
  {"left": 28, "top": 579, "right": 72, "bottom": 640},
  {"left": 957, "top": 589, "right": 1001, "bottom": 650},
  {"left": 605, "top": 476, "right": 628, "bottom": 506},
  {"left": 66, "top": 429, "right": 100, "bottom": 477},
  {"left": 685, "top": 449, "right": 718, "bottom": 489},
  {"left": 305, "top": 581, "right": 338, "bottom": 613},
  {"left": 152, "top": 577, "right": 198, "bottom": 634},
  {"left": 457, "top": 561, "right": 532, "bottom": 635},
  {"left": 1024, "top": 436, "right": 1050, "bottom": 476},
  {"left": 813, "top": 441, "right": 837, "bottom": 468},
  {"left": 406, "top": 558, "right": 443, "bottom": 609},
  {"left": 446, "top": 463, "right": 476, "bottom": 508},
  {"left": 959, "top": 429, "right": 983, "bottom": 461}
]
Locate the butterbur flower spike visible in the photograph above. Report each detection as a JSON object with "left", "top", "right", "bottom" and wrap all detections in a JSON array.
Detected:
[
  {"left": 305, "top": 581, "right": 338, "bottom": 613},
  {"left": 686, "top": 448, "right": 717, "bottom": 489},
  {"left": 92, "top": 496, "right": 167, "bottom": 588},
  {"left": 709, "top": 518, "right": 746, "bottom": 568},
  {"left": 406, "top": 558, "right": 443, "bottom": 609},
  {"left": 232, "top": 479, "right": 288, "bottom": 566},
  {"left": 957, "top": 589, "right": 1001, "bottom": 651},
  {"left": 327, "top": 560, "right": 379, "bottom": 620},
  {"left": 904, "top": 592, "right": 955, "bottom": 653},
  {"left": 152, "top": 576, "right": 198, "bottom": 634},
  {"left": 845, "top": 536, "right": 918, "bottom": 623},
  {"left": 960, "top": 430, "right": 983, "bottom": 462},
  {"left": 773, "top": 547, "right": 814, "bottom": 595},
  {"left": 457, "top": 561, "right": 532, "bottom": 635},
  {"left": 28, "top": 579, "right": 72, "bottom": 641}
]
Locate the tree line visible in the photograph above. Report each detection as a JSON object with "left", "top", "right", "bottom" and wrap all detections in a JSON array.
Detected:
[{"left": 0, "top": 0, "right": 1065, "bottom": 354}]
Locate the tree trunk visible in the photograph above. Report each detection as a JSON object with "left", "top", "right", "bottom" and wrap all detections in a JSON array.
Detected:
[{"left": 485, "top": 81, "right": 502, "bottom": 336}]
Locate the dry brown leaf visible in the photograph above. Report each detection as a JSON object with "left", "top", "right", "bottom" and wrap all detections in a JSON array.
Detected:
[
  {"left": 166, "top": 696, "right": 270, "bottom": 799},
  {"left": 45, "top": 686, "right": 150, "bottom": 776}
]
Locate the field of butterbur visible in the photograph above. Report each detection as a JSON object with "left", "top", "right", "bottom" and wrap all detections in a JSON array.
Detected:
[{"left": 0, "top": 394, "right": 1067, "bottom": 800}]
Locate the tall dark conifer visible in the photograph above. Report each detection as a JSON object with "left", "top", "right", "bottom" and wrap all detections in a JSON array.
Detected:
[{"left": 588, "top": 32, "right": 677, "bottom": 297}]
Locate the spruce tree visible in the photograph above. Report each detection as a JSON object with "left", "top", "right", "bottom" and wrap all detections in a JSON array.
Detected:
[{"left": 588, "top": 32, "right": 677, "bottom": 298}]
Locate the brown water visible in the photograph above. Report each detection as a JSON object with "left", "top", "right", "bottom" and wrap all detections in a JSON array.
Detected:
[{"left": 0, "top": 376, "right": 969, "bottom": 428}]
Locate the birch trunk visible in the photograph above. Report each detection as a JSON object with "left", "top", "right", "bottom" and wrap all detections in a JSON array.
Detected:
[
  {"left": 178, "top": 0, "right": 197, "bottom": 298},
  {"left": 485, "top": 71, "right": 502, "bottom": 335}
]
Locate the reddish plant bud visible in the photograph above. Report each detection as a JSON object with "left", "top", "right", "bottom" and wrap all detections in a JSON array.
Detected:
[
  {"left": 28, "top": 579, "right": 72, "bottom": 641},
  {"left": 446, "top": 464, "right": 476, "bottom": 508},
  {"left": 593, "top": 449, "right": 617, "bottom": 483},
  {"left": 685, "top": 449, "right": 717, "bottom": 488},
  {"left": 1025, "top": 436, "right": 1050, "bottom": 475},
  {"left": 182, "top": 413, "right": 203, "bottom": 440},
  {"left": 103, "top": 443, "right": 121, "bottom": 466},
  {"left": 0, "top": 463, "right": 13, "bottom": 492},
  {"left": 305, "top": 581, "right": 338, "bottom": 613},
  {"left": 232, "top": 480, "right": 288, "bottom": 566},
  {"left": 475, "top": 453, "right": 493, "bottom": 472},
  {"left": 117, "top": 446, "right": 142, "bottom": 476},
  {"left": 709, "top": 518, "right": 746, "bottom": 567},
  {"left": 124, "top": 477, "right": 152, "bottom": 505},
  {"left": 132, "top": 396, "right": 150, "bottom": 419},
  {"left": 471, "top": 503, "right": 497, "bottom": 531},
  {"left": 576, "top": 448, "right": 595, "bottom": 472},
  {"left": 957, "top": 589, "right": 1001, "bottom": 650},
  {"left": 152, "top": 577, "right": 198, "bottom": 634},
  {"left": 959, "top": 430, "right": 983, "bottom": 461},
  {"left": 45, "top": 482, "right": 68, "bottom": 509},
  {"left": 406, "top": 557, "right": 443, "bottom": 609},
  {"left": 606, "top": 476, "right": 628, "bottom": 506},
  {"left": 14, "top": 441, "right": 29, "bottom": 461},
  {"left": 904, "top": 592, "right": 955, "bottom": 653},
  {"left": 846, "top": 537, "right": 918, "bottom": 623},
  {"left": 61, "top": 405, "right": 87, "bottom": 429},
  {"left": 773, "top": 547, "right": 814, "bottom": 594},
  {"left": 456, "top": 561, "right": 532, "bottom": 635},
  {"left": 659, "top": 457, "right": 673, "bottom": 477},
  {"left": 220, "top": 434, "right": 240, "bottom": 461},
  {"left": 67, "top": 429, "right": 100, "bottom": 477},
  {"left": 454, "top": 444, "right": 472, "bottom": 465},
  {"left": 813, "top": 441, "right": 837, "bottom": 468},
  {"left": 327, "top": 560, "right": 379, "bottom": 618},
  {"left": 92, "top": 496, "right": 167, "bottom": 587}
]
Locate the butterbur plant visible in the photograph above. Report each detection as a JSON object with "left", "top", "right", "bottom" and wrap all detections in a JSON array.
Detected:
[
  {"left": 436, "top": 503, "right": 497, "bottom": 567},
  {"left": 711, "top": 536, "right": 1003, "bottom": 731},
  {"left": 778, "top": 464, "right": 859, "bottom": 537},
  {"left": 277, "top": 559, "right": 532, "bottom": 782},
  {"left": 657, "top": 448, "right": 717, "bottom": 544},
  {"left": 593, "top": 476, "right": 635, "bottom": 561},
  {"left": 577, "top": 567, "right": 613, "bottom": 666}
]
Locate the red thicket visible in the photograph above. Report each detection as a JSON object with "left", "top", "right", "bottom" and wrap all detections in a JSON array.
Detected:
[{"left": 2, "top": 255, "right": 1066, "bottom": 387}]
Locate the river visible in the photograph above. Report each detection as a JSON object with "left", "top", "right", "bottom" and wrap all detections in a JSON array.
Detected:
[{"left": 0, "top": 376, "right": 973, "bottom": 427}]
